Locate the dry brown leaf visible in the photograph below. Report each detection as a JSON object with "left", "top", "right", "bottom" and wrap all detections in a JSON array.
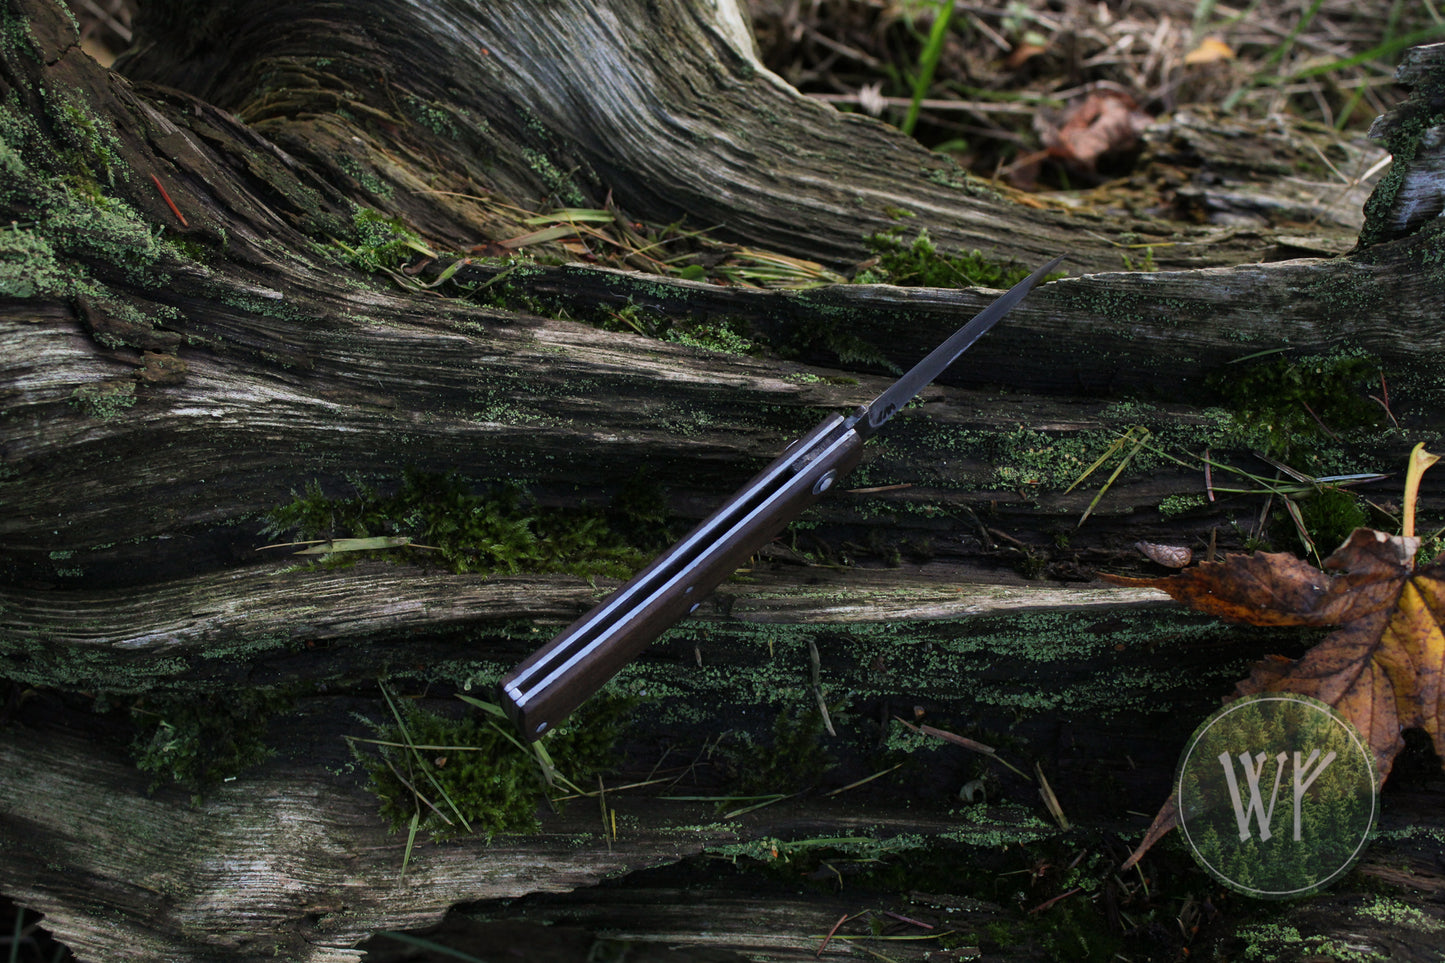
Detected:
[
  {"left": 1135, "top": 540, "right": 1192, "bottom": 568},
  {"left": 1104, "top": 528, "right": 1445, "bottom": 867},
  {"left": 1037, "top": 90, "right": 1151, "bottom": 173}
]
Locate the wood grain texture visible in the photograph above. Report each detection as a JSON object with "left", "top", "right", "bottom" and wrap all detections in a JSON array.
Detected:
[{"left": 4, "top": 1, "right": 1445, "bottom": 960}]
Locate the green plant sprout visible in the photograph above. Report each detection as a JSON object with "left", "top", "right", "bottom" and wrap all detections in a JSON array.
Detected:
[{"left": 902, "top": 0, "right": 955, "bottom": 137}]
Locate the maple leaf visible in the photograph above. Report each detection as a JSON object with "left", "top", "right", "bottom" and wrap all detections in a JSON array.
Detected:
[
  {"left": 1104, "top": 446, "right": 1443, "bottom": 869},
  {"left": 1104, "top": 528, "right": 1445, "bottom": 866}
]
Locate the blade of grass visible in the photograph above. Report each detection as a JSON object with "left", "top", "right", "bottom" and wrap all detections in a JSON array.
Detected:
[
  {"left": 292, "top": 536, "right": 415, "bottom": 554},
  {"left": 379, "top": 683, "right": 472, "bottom": 834},
  {"left": 551, "top": 775, "right": 675, "bottom": 801},
  {"left": 1075, "top": 427, "right": 1151, "bottom": 528},
  {"left": 1063, "top": 428, "right": 1137, "bottom": 495},
  {"left": 1290, "top": 24, "right": 1445, "bottom": 82},
  {"left": 456, "top": 694, "right": 508, "bottom": 718},
  {"left": 1035, "top": 762, "right": 1071, "bottom": 831},
  {"left": 1222, "top": 0, "right": 1326, "bottom": 111},
  {"left": 480, "top": 716, "right": 589, "bottom": 796},
  {"left": 1263, "top": 0, "right": 1326, "bottom": 71},
  {"left": 1282, "top": 495, "right": 1319, "bottom": 563},
  {"left": 902, "top": 718, "right": 1032, "bottom": 780},
  {"left": 521, "top": 208, "right": 615, "bottom": 225},
  {"left": 825, "top": 763, "right": 905, "bottom": 797},
  {"left": 400, "top": 809, "right": 420, "bottom": 881},
  {"left": 379, "top": 753, "right": 454, "bottom": 827},
  {"left": 903, "top": 0, "right": 954, "bottom": 136},
  {"left": 722, "top": 793, "right": 793, "bottom": 818},
  {"left": 9, "top": 902, "right": 22, "bottom": 963},
  {"left": 809, "top": 640, "right": 837, "bottom": 737}
]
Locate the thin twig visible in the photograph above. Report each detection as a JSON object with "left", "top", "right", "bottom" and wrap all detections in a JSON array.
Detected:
[{"left": 150, "top": 173, "right": 188, "bottom": 227}]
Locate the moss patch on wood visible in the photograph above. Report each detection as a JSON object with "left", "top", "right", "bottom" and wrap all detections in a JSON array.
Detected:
[
  {"left": 129, "top": 688, "right": 291, "bottom": 799},
  {"left": 854, "top": 227, "right": 1058, "bottom": 288},
  {"left": 1208, "top": 349, "right": 1385, "bottom": 460},
  {"left": 263, "top": 470, "right": 669, "bottom": 578}
]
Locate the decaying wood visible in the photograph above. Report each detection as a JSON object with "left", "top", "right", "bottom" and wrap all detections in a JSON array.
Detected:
[{"left": 2, "top": 1, "right": 1444, "bottom": 960}]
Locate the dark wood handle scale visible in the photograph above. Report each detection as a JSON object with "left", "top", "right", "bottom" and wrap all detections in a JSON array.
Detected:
[{"left": 500, "top": 412, "right": 864, "bottom": 739}]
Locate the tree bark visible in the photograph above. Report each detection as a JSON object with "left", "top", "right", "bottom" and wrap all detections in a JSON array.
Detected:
[{"left": 2, "top": 1, "right": 1443, "bottom": 960}]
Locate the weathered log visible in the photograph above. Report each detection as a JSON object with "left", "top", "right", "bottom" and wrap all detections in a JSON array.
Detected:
[{"left": 2, "top": 1, "right": 1444, "bottom": 960}]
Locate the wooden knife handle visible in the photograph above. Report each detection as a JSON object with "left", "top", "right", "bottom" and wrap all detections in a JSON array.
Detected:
[{"left": 499, "top": 413, "right": 865, "bottom": 740}]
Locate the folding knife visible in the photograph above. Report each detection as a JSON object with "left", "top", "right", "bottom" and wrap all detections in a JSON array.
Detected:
[{"left": 500, "top": 255, "right": 1063, "bottom": 740}]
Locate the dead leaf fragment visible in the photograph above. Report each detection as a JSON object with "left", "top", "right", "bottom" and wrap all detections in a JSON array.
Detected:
[
  {"left": 1135, "top": 541, "right": 1192, "bottom": 568},
  {"left": 1037, "top": 90, "right": 1152, "bottom": 173},
  {"left": 1105, "top": 527, "right": 1444, "bottom": 864},
  {"left": 1005, "top": 42, "right": 1048, "bottom": 70},
  {"left": 1184, "top": 36, "right": 1234, "bottom": 65}
]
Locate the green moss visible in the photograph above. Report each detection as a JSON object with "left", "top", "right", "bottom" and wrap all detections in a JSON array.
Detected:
[
  {"left": 406, "top": 95, "right": 462, "bottom": 139},
  {"left": 706, "top": 832, "right": 928, "bottom": 865},
  {"left": 0, "top": 89, "right": 196, "bottom": 344},
  {"left": 1210, "top": 350, "right": 1383, "bottom": 460},
  {"left": 1272, "top": 487, "right": 1368, "bottom": 557},
  {"left": 335, "top": 154, "right": 394, "bottom": 200},
  {"left": 853, "top": 228, "right": 1053, "bottom": 288},
  {"left": 337, "top": 206, "right": 433, "bottom": 272},
  {"left": 1356, "top": 896, "right": 1445, "bottom": 932},
  {"left": 362, "top": 692, "right": 629, "bottom": 841},
  {"left": 721, "top": 702, "right": 834, "bottom": 796},
  {"left": 775, "top": 304, "right": 900, "bottom": 371},
  {"left": 984, "top": 427, "right": 1101, "bottom": 493},
  {"left": 643, "top": 607, "right": 1254, "bottom": 741},
  {"left": 1358, "top": 105, "right": 1445, "bottom": 248},
  {"left": 69, "top": 379, "right": 137, "bottom": 418},
  {"left": 521, "top": 147, "right": 586, "bottom": 206},
  {"left": 263, "top": 471, "right": 658, "bottom": 578},
  {"left": 663, "top": 321, "right": 756, "bottom": 355},
  {"left": 1233, "top": 922, "right": 1384, "bottom": 963},
  {"left": 49, "top": 91, "right": 128, "bottom": 185},
  {"left": 0, "top": 222, "right": 71, "bottom": 297},
  {"left": 130, "top": 689, "right": 289, "bottom": 799},
  {"left": 1159, "top": 493, "right": 1207, "bottom": 517}
]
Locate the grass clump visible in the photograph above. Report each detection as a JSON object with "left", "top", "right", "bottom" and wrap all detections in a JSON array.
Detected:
[
  {"left": 360, "top": 689, "right": 630, "bottom": 842},
  {"left": 264, "top": 470, "right": 661, "bottom": 578}
]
